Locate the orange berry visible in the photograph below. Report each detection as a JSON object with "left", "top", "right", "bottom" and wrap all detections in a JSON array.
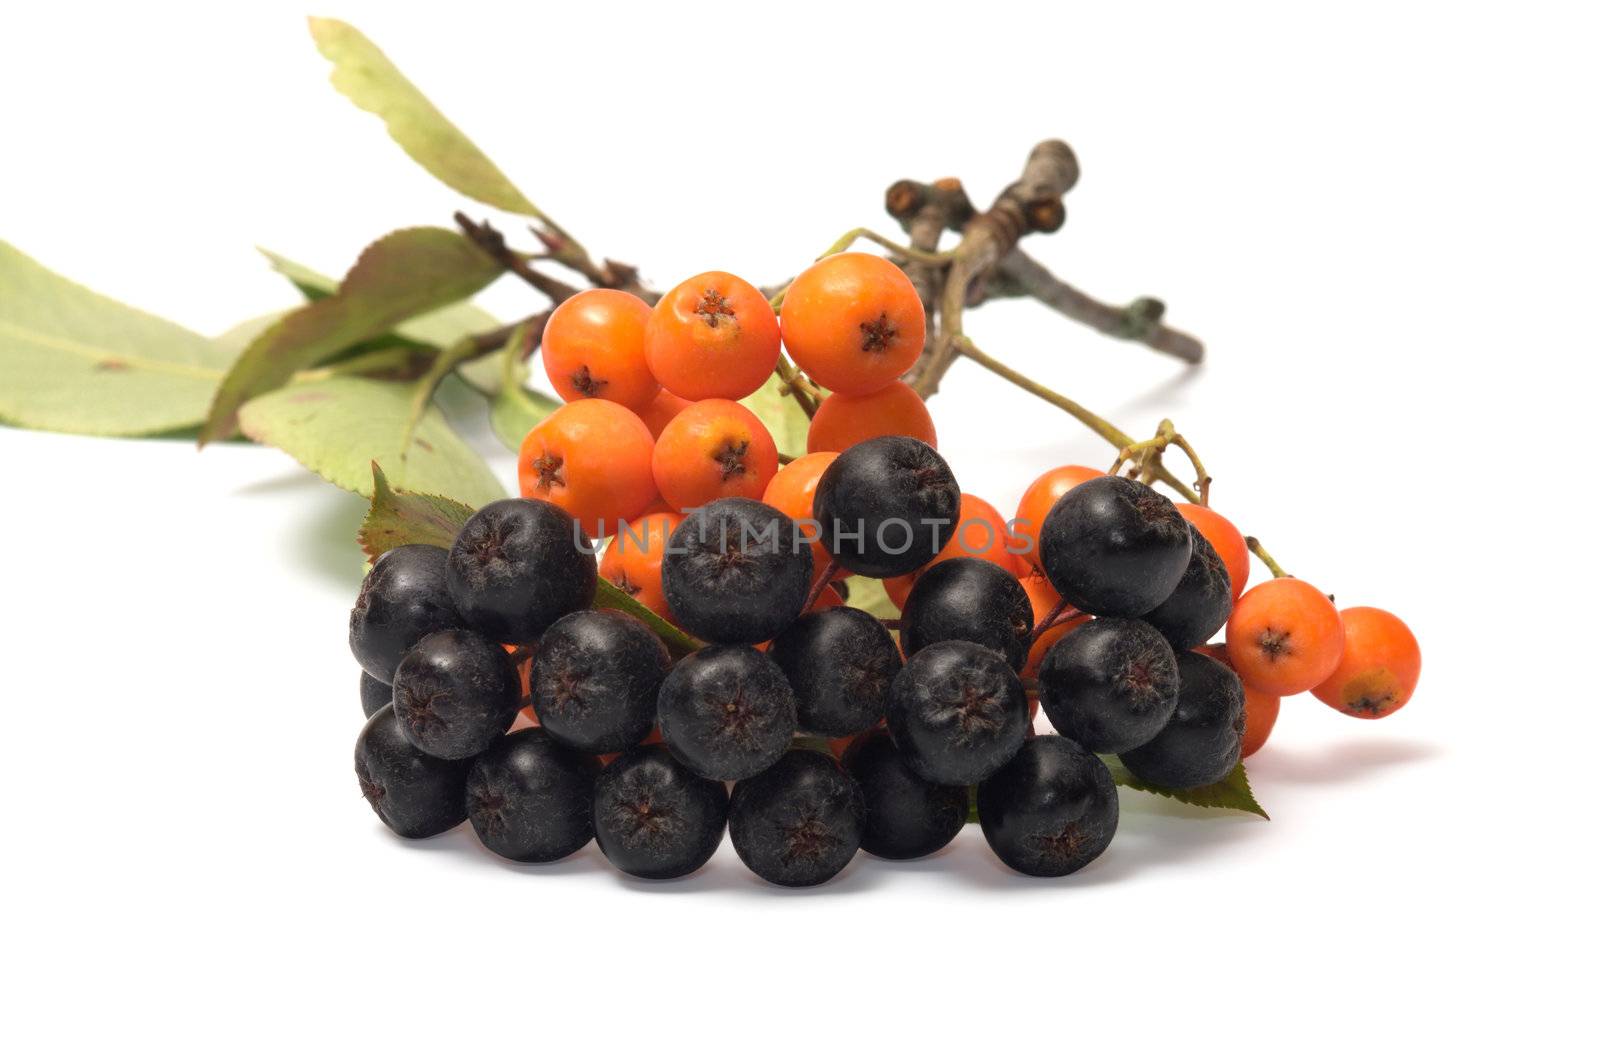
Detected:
[
  {"left": 599, "top": 510, "right": 683, "bottom": 622},
  {"left": 541, "top": 289, "right": 659, "bottom": 411},
  {"left": 762, "top": 451, "right": 837, "bottom": 575},
  {"left": 1311, "top": 607, "right": 1421, "bottom": 719},
  {"left": 806, "top": 381, "right": 936, "bottom": 453},
  {"left": 637, "top": 390, "right": 692, "bottom": 438},
  {"left": 779, "top": 252, "right": 925, "bottom": 395},
  {"left": 1176, "top": 502, "right": 1252, "bottom": 601},
  {"left": 1012, "top": 464, "right": 1105, "bottom": 575},
  {"left": 518, "top": 398, "right": 657, "bottom": 540},
  {"left": 644, "top": 271, "right": 779, "bottom": 400},
  {"left": 1197, "top": 643, "right": 1280, "bottom": 758},
  {"left": 650, "top": 399, "right": 779, "bottom": 511},
  {"left": 1225, "top": 577, "right": 1345, "bottom": 696},
  {"left": 884, "top": 572, "right": 916, "bottom": 611}
]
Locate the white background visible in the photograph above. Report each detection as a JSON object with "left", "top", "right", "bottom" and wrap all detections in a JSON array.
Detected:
[{"left": 3, "top": 1, "right": 1595, "bottom": 1058}]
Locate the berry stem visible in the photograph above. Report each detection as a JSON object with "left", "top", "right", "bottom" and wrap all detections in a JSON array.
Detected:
[
  {"left": 816, "top": 227, "right": 955, "bottom": 265},
  {"left": 1110, "top": 418, "right": 1212, "bottom": 505},
  {"left": 772, "top": 354, "right": 820, "bottom": 419},
  {"left": 454, "top": 213, "right": 584, "bottom": 304},
  {"left": 1245, "top": 536, "right": 1289, "bottom": 579},
  {"left": 1029, "top": 598, "right": 1081, "bottom": 644},
  {"left": 803, "top": 559, "right": 843, "bottom": 612}
]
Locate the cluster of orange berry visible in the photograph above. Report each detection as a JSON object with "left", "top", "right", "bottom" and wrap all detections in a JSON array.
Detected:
[{"left": 518, "top": 253, "right": 1420, "bottom": 762}]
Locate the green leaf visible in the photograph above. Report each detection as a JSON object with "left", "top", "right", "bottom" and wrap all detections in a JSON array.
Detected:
[
  {"left": 844, "top": 575, "right": 900, "bottom": 620},
  {"left": 357, "top": 463, "right": 476, "bottom": 563},
  {"left": 308, "top": 18, "right": 542, "bottom": 217},
  {"left": 0, "top": 240, "right": 232, "bottom": 436},
  {"left": 212, "top": 312, "right": 288, "bottom": 357},
  {"left": 740, "top": 372, "right": 813, "bottom": 457},
  {"left": 594, "top": 579, "right": 701, "bottom": 658},
  {"left": 259, "top": 249, "right": 335, "bottom": 301},
  {"left": 487, "top": 325, "right": 560, "bottom": 450},
  {"left": 202, "top": 227, "right": 502, "bottom": 443},
  {"left": 237, "top": 375, "right": 505, "bottom": 506},
  {"left": 1105, "top": 757, "right": 1269, "bottom": 819}
]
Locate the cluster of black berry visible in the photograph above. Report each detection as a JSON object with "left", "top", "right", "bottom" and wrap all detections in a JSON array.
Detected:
[{"left": 351, "top": 436, "right": 1243, "bottom": 884}]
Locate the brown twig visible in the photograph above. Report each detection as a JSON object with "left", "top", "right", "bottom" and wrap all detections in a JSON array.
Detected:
[{"left": 454, "top": 212, "right": 583, "bottom": 304}]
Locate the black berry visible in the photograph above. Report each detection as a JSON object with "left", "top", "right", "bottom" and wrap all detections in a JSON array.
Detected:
[
  {"left": 813, "top": 436, "right": 961, "bottom": 578},
  {"left": 661, "top": 497, "right": 813, "bottom": 645},
  {"left": 593, "top": 746, "right": 729, "bottom": 879},
  {"left": 1121, "top": 650, "right": 1246, "bottom": 790},
  {"left": 729, "top": 750, "right": 864, "bottom": 887},
  {"left": 1040, "top": 477, "right": 1192, "bottom": 618},
  {"left": 349, "top": 544, "right": 464, "bottom": 682},
  {"left": 901, "top": 557, "right": 1033, "bottom": 670},
  {"left": 354, "top": 705, "right": 472, "bottom": 839},
  {"left": 359, "top": 670, "right": 391, "bottom": 719},
  {"left": 465, "top": 729, "right": 599, "bottom": 862},
  {"left": 1037, "top": 618, "right": 1180, "bottom": 754},
  {"left": 447, "top": 498, "right": 597, "bottom": 645},
  {"left": 532, "top": 609, "right": 670, "bottom": 754},
  {"left": 1141, "top": 521, "right": 1233, "bottom": 649},
  {"left": 843, "top": 731, "right": 968, "bottom": 860},
  {"left": 391, "top": 629, "right": 521, "bottom": 760},
  {"left": 657, "top": 645, "right": 798, "bottom": 780},
  {"left": 977, "top": 734, "right": 1118, "bottom": 877},
  {"left": 768, "top": 606, "right": 902, "bottom": 737},
  {"left": 886, "top": 640, "right": 1029, "bottom": 785}
]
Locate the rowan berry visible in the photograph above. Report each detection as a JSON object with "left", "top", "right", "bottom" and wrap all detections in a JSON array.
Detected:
[
  {"left": 651, "top": 399, "right": 779, "bottom": 511},
  {"left": 541, "top": 289, "right": 659, "bottom": 411},
  {"left": 1225, "top": 577, "right": 1345, "bottom": 696},
  {"left": 761, "top": 450, "right": 836, "bottom": 576},
  {"left": 779, "top": 253, "right": 925, "bottom": 395},
  {"left": 518, "top": 398, "right": 658, "bottom": 539},
  {"left": 599, "top": 510, "right": 682, "bottom": 620},
  {"left": 806, "top": 381, "right": 936, "bottom": 454},
  {"left": 1310, "top": 607, "right": 1421, "bottom": 718},
  {"left": 644, "top": 271, "right": 779, "bottom": 400},
  {"left": 1176, "top": 502, "right": 1252, "bottom": 601}
]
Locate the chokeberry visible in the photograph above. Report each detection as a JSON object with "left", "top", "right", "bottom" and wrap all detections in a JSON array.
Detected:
[
  {"left": 1037, "top": 618, "right": 1179, "bottom": 754},
  {"left": 466, "top": 729, "right": 600, "bottom": 862},
  {"left": 657, "top": 645, "right": 798, "bottom": 780},
  {"left": 768, "top": 606, "right": 902, "bottom": 737},
  {"left": 349, "top": 544, "right": 464, "bottom": 682},
  {"left": 532, "top": 609, "right": 671, "bottom": 754},
  {"left": 1121, "top": 650, "right": 1246, "bottom": 790},
  {"left": 729, "top": 750, "right": 864, "bottom": 887},
  {"left": 661, "top": 497, "right": 813, "bottom": 645},
  {"left": 901, "top": 557, "right": 1034, "bottom": 671},
  {"left": 886, "top": 640, "right": 1029, "bottom": 785},
  {"left": 1040, "top": 476, "right": 1192, "bottom": 618},
  {"left": 843, "top": 731, "right": 967, "bottom": 860},
  {"left": 977, "top": 734, "right": 1119, "bottom": 877},
  {"left": 1142, "top": 521, "right": 1232, "bottom": 649},
  {"left": 813, "top": 435, "right": 961, "bottom": 578},
  {"left": 391, "top": 628, "right": 522, "bottom": 760},
  {"left": 446, "top": 497, "right": 598, "bottom": 646},
  {"left": 593, "top": 746, "right": 729, "bottom": 879},
  {"left": 359, "top": 670, "right": 391, "bottom": 718},
  {"left": 354, "top": 705, "right": 472, "bottom": 839}
]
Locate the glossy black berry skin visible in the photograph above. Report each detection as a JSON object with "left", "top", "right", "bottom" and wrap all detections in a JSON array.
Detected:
[
  {"left": 661, "top": 498, "right": 813, "bottom": 645},
  {"left": 886, "top": 640, "right": 1029, "bottom": 786},
  {"left": 768, "top": 606, "right": 902, "bottom": 737},
  {"left": 843, "top": 731, "right": 968, "bottom": 860},
  {"left": 359, "top": 670, "right": 391, "bottom": 719},
  {"left": 446, "top": 498, "right": 598, "bottom": 646},
  {"left": 901, "top": 557, "right": 1034, "bottom": 671},
  {"left": 1037, "top": 618, "right": 1180, "bottom": 754},
  {"left": 729, "top": 750, "right": 864, "bottom": 887},
  {"left": 1121, "top": 650, "right": 1246, "bottom": 790},
  {"left": 349, "top": 544, "right": 465, "bottom": 682},
  {"left": 593, "top": 746, "right": 729, "bottom": 880},
  {"left": 1040, "top": 477, "right": 1192, "bottom": 618},
  {"left": 977, "top": 734, "right": 1118, "bottom": 877},
  {"left": 657, "top": 645, "right": 798, "bottom": 780},
  {"left": 1141, "top": 521, "right": 1233, "bottom": 649},
  {"left": 813, "top": 436, "right": 961, "bottom": 578},
  {"left": 532, "top": 609, "right": 671, "bottom": 754},
  {"left": 354, "top": 705, "right": 472, "bottom": 839},
  {"left": 391, "top": 629, "right": 521, "bottom": 760},
  {"left": 466, "top": 729, "right": 600, "bottom": 862}
]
